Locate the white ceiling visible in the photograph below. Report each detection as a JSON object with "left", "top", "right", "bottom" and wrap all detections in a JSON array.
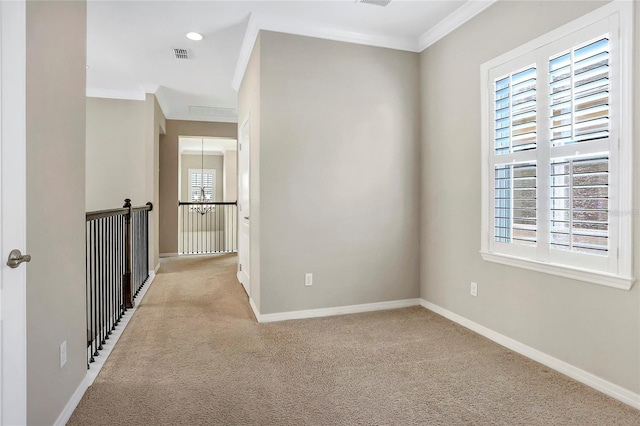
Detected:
[{"left": 87, "top": 0, "right": 489, "bottom": 123}]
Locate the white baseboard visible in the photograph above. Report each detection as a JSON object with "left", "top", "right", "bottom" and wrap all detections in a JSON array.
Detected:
[
  {"left": 419, "top": 299, "right": 640, "bottom": 410},
  {"left": 159, "top": 252, "right": 178, "bottom": 258},
  {"left": 53, "top": 373, "right": 92, "bottom": 426},
  {"left": 249, "top": 297, "right": 260, "bottom": 322},
  {"left": 54, "top": 272, "right": 157, "bottom": 426},
  {"left": 154, "top": 262, "right": 161, "bottom": 274},
  {"left": 255, "top": 298, "right": 421, "bottom": 323}
]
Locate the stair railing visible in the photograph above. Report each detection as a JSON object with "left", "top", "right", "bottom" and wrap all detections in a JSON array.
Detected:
[{"left": 85, "top": 199, "right": 152, "bottom": 368}]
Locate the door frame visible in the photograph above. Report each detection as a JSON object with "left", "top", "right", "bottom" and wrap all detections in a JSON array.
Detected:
[
  {"left": 237, "top": 116, "right": 250, "bottom": 296},
  {"left": 0, "top": 1, "right": 28, "bottom": 424}
]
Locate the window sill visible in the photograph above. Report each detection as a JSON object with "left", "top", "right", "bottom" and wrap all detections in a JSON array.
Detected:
[{"left": 480, "top": 251, "right": 635, "bottom": 290}]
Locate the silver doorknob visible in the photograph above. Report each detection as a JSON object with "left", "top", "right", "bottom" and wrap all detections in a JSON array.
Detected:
[{"left": 7, "top": 249, "right": 31, "bottom": 269}]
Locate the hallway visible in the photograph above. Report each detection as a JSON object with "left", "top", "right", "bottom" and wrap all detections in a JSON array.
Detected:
[{"left": 68, "top": 255, "right": 640, "bottom": 425}]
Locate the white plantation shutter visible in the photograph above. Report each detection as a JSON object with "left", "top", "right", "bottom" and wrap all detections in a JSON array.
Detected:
[
  {"left": 550, "top": 156, "right": 609, "bottom": 255},
  {"left": 481, "top": 2, "right": 633, "bottom": 286},
  {"left": 493, "top": 65, "right": 538, "bottom": 249},
  {"left": 190, "top": 169, "right": 215, "bottom": 202},
  {"left": 494, "top": 162, "right": 537, "bottom": 246},
  {"left": 549, "top": 37, "right": 610, "bottom": 147}
]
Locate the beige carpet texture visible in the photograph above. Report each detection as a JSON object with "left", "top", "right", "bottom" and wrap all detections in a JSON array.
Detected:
[{"left": 68, "top": 254, "right": 640, "bottom": 425}]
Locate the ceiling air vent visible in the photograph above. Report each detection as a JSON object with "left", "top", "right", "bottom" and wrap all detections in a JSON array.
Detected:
[
  {"left": 358, "top": 0, "right": 392, "bottom": 7},
  {"left": 189, "top": 106, "right": 237, "bottom": 118},
  {"left": 173, "top": 48, "right": 189, "bottom": 59}
]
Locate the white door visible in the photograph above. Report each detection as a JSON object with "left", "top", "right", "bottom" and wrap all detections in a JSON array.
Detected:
[
  {"left": 237, "top": 118, "right": 250, "bottom": 296},
  {"left": 0, "top": 1, "right": 28, "bottom": 424}
]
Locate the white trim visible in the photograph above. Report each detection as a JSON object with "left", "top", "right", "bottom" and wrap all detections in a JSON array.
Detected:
[
  {"left": 53, "top": 271, "right": 157, "bottom": 426},
  {"left": 163, "top": 112, "right": 238, "bottom": 124},
  {"left": 52, "top": 373, "right": 92, "bottom": 426},
  {"left": 480, "top": 251, "right": 634, "bottom": 290},
  {"left": 249, "top": 296, "right": 260, "bottom": 322},
  {"left": 232, "top": 1, "right": 503, "bottom": 92},
  {"left": 154, "top": 263, "right": 160, "bottom": 274},
  {"left": 257, "top": 13, "right": 418, "bottom": 52},
  {"left": 85, "top": 87, "right": 146, "bottom": 101},
  {"left": 616, "top": 1, "right": 634, "bottom": 280},
  {"left": 254, "top": 299, "right": 421, "bottom": 323},
  {"left": 419, "top": 299, "right": 640, "bottom": 410},
  {"left": 181, "top": 150, "right": 224, "bottom": 156},
  {"left": 231, "top": 13, "right": 260, "bottom": 92},
  {"left": 1, "top": 2, "right": 27, "bottom": 424},
  {"left": 418, "top": 0, "right": 497, "bottom": 51},
  {"left": 231, "top": 13, "right": 418, "bottom": 92},
  {"left": 160, "top": 252, "right": 178, "bottom": 258}
]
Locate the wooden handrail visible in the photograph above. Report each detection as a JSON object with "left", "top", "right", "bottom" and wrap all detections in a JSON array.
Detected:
[
  {"left": 177, "top": 200, "right": 237, "bottom": 206},
  {"left": 86, "top": 201, "right": 152, "bottom": 221},
  {"left": 85, "top": 207, "right": 128, "bottom": 221}
]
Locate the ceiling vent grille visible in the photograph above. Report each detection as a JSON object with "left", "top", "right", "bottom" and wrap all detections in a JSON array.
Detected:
[
  {"left": 173, "top": 48, "right": 189, "bottom": 59},
  {"left": 358, "top": 0, "right": 392, "bottom": 7},
  {"left": 189, "top": 106, "right": 237, "bottom": 118}
]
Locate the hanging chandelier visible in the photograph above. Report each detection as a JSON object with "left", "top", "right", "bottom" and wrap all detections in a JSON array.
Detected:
[{"left": 193, "top": 138, "right": 213, "bottom": 215}]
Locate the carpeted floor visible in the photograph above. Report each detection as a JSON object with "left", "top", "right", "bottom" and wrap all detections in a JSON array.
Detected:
[{"left": 68, "top": 254, "right": 640, "bottom": 425}]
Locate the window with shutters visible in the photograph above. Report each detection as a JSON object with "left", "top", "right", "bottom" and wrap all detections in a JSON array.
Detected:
[
  {"left": 480, "top": 2, "right": 633, "bottom": 289},
  {"left": 189, "top": 169, "right": 215, "bottom": 202}
]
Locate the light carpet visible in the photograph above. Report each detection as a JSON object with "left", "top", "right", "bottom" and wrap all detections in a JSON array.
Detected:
[{"left": 68, "top": 254, "right": 640, "bottom": 425}]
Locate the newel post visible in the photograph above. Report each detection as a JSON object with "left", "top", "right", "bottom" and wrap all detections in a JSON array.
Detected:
[{"left": 123, "top": 198, "right": 135, "bottom": 309}]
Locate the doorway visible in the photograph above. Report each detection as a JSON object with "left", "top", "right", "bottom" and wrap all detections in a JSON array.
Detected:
[{"left": 177, "top": 136, "right": 238, "bottom": 255}]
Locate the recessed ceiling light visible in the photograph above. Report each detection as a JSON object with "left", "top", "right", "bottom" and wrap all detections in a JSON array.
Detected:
[{"left": 186, "top": 32, "right": 203, "bottom": 41}]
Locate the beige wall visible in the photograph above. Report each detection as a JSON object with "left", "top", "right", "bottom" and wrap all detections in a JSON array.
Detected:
[
  {"left": 255, "top": 31, "right": 421, "bottom": 314},
  {"left": 86, "top": 95, "right": 166, "bottom": 270},
  {"left": 147, "top": 94, "right": 166, "bottom": 269},
  {"left": 159, "top": 120, "right": 237, "bottom": 255},
  {"left": 223, "top": 149, "right": 238, "bottom": 201},
  {"left": 180, "top": 153, "right": 224, "bottom": 201},
  {"left": 86, "top": 97, "right": 146, "bottom": 210},
  {"left": 420, "top": 0, "right": 639, "bottom": 394},
  {"left": 238, "top": 34, "right": 262, "bottom": 310},
  {"left": 25, "top": 1, "right": 87, "bottom": 424}
]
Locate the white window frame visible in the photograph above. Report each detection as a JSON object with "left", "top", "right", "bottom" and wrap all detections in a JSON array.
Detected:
[
  {"left": 189, "top": 168, "right": 216, "bottom": 203},
  {"left": 480, "top": 1, "right": 634, "bottom": 290}
]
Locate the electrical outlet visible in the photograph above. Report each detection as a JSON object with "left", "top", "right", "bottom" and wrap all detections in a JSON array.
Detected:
[
  {"left": 60, "top": 341, "right": 67, "bottom": 368},
  {"left": 470, "top": 282, "right": 478, "bottom": 297},
  {"left": 305, "top": 273, "right": 313, "bottom": 286}
]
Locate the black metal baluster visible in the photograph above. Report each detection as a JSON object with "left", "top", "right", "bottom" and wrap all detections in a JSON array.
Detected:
[
  {"left": 111, "top": 216, "right": 116, "bottom": 330},
  {"left": 182, "top": 205, "right": 185, "bottom": 254},
  {"left": 103, "top": 217, "right": 109, "bottom": 343},
  {"left": 92, "top": 220, "right": 98, "bottom": 358},
  {"left": 86, "top": 222, "right": 92, "bottom": 367},
  {"left": 145, "top": 210, "right": 149, "bottom": 282},
  {"left": 108, "top": 216, "right": 113, "bottom": 337}
]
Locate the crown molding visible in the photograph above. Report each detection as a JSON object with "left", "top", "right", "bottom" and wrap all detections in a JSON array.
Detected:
[
  {"left": 418, "top": 0, "right": 497, "bottom": 51},
  {"left": 86, "top": 87, "right": 146, "bottom": 101},
  {"left": 231, "top": 13, "right": 260, "bottom": 92},
  {"left": 259, "top": 13, "right": 419, "bottom": 52},
  {"left": 232, "top": 1, "right": 499, "bottom": 92},
  {"left": 180, "top": 150, "right": 224, "bottom": 156},
  {"left": 231, "top": 12, "right": 420, "bottom": 92},
  {"left": 165, "top": 112, "right": 238, "bottom": 124}
]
